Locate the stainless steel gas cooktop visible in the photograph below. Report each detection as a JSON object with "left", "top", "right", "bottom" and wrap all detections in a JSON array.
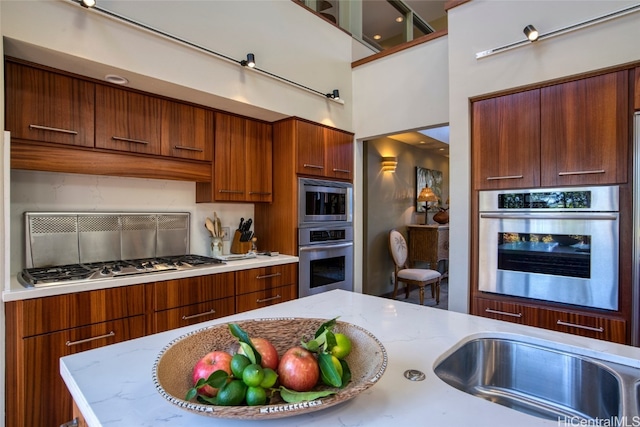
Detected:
[{"left": 18, "top": 254, "right": 224, "bottom": 287}]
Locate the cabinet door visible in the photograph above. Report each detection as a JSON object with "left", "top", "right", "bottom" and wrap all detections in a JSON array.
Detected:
[
  {"left": 20, "top": 316, "right": 145, "bottom": 427},
  {"left": 325, "top": 127, "right": 353, "bottom": 180},
  {"left": 154, "top": 297, "right": 235, "bottom": 333},
  {"left": 214, "top": 112, "right": 246, "bottom": 201},
  {"left": 635, "top": 67, "right": 640, "bottom": 111},
  {"left": 95, "top": 85, "right": 161, "bottom": 155},
  {"left": 153, "top": 273, "right": 235, "bottom": 311},
  {"left": 161, "top": 100, "right": 213, "bottom": 161},
  {"left": 473, "top": 297, "right": 537, "bottom": 326},
  {"left": 472, "top": 90, "right": 541, "bottom": 190},
  {"left": 540, "top": 308, "right": 626, "bottom": 344},
  {"left": 245, "top": 119, "right": 273, "bottom": 202},
  {"left": 541, "top": 71, "right": 629, "bottom": 186},
  {"left": 235, "top": 284, "right": 297, "bottom": 313},
  {"left": 236, "top": 263, "right": 297, "bottom": 295},
  {"left": 296, "top": 120, "right": 325, "bottom": 177},
  {"left": 5, "top": 61, "right": 95, "bottom": 147}
]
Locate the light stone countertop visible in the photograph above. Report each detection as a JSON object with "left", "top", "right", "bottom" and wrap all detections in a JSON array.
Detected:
[
  {"left": 60, "top": 289, "right": 640, "bottom": 427},
  {"left": 2, "top": 254, "right": 298, "bottom": 301}
]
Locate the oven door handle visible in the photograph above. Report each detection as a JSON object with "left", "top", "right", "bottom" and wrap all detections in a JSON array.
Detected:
[
  {"left": 480, "top": 213, "right": 618, "bottom": 220},
  {"left": 299, "top": 242, "right": 354, "bottom": 252}
]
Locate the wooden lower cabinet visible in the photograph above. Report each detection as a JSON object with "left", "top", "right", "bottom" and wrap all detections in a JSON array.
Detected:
[
  {"left": 235, "top": 264, "right": 298, "bottom": 313},
  {"left": 153, "top": 297, "right": 235, "bottom": 333},
  {"left": 6, "top": 315, "right": 145, "bottom": 427},
  {"left": 236, "top": 284, "right": 297, "bottom": 313},
  {"left": 474, "top": 297, "right": 626, "bottom": 344}
]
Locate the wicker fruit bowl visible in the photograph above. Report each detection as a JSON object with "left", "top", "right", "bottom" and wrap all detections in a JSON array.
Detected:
[{"left": 152, "top": 317, "right": 387, "bottom": 420}]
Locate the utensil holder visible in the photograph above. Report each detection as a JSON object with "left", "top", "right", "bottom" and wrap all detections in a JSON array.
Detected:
[{"left": 231, "top": 230, "right": 252, "bottom": 254}]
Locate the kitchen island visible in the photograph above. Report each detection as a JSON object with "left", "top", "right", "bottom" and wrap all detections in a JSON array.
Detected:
[{"left": 61, "top": 290, "right": 640, "bottom": 426}]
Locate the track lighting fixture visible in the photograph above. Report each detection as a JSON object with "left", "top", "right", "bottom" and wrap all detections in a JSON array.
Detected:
[
  {"left": 326, "top": 89, "right": 340, "bottom": 100},
  {"left": 80, "top": 0, "right": 96, "bottom": 8},
  {"left": 240, "top": 53, "right": 255, "bottom": 68},
  {"left": 523, "top": 25, "right": 539, "bottom": 42}
]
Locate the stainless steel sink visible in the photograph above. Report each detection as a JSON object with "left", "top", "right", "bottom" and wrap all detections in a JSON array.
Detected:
[{"left": 434, "top": 337, "right": 640, "bottom": 422}]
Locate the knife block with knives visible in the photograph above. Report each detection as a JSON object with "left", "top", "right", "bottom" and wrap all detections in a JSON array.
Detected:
[{"left": 231, "top": 231, "right": 252, "bottom": 254}]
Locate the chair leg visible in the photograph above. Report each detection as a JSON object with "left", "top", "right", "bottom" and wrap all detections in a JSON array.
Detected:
[
  {"left": 405, "top": 282, "right": 410, "bottom": 299},
  {"left": 419, "top": 286, "right": 425, "bottom": 305},
  {"left": 435, "top": 279, "right": 441, "bottom": 305},
  {"left": 392, "top": 275, "right": 399, "bottom": 300}
]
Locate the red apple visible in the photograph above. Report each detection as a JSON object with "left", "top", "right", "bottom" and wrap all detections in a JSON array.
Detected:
[
  {"left": 192, "top": 350, "right": 233, "bottom": 397},
  {"left": 277, "top": 346, "right": 319, "bottom": 392},
  {"left": 238, "top": 337, "right": 280, "bottom": 371}
]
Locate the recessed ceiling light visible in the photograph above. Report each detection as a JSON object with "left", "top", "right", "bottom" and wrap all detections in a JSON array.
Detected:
[
  {"left": 396, "top": 16, "right": 404, "bottom": 23},
  {"left": 419, "top": 141, "right": 426, "bottom": 144},
  {"left": 105, "top": 74, "right": 129, "bottom": 85},
  {"left": 439, "top": 148, "right": 445, "bottom": 151},
  {"left": 373, "top": 34, "right": 382, "bottom": 40}
]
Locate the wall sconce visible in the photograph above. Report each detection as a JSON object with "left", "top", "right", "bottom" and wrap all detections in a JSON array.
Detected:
[
  {"left": 381, "top": 156, "right": 398, "bottom": 172},
  {"left": 523, "top": 25, "right": 539, "bottom": 42},
  {"left": 326, "top": 89, "right": 340, "bottom": 100},
  {"left": 240, "top": 53, "right": 256, "bottom": 68}
]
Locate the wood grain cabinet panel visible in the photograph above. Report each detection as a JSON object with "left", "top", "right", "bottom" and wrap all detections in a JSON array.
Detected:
[
  {"left": 296, "top": 120, "right": 326, "bottom": 177},
  {"left": 472, "top": 89, "right": 541, "bottom": 190},
  {"left": 236, "top": 263, "right": 297, "bottom": 295},
  {"left": 153, "top": 272, "right": 235, "bottom": 311},
  {"left": 635, "top": 67, "right": 640, "bottom": 110},
  {"left": 235, "top": 284, "right": 297, "bottom": 313},
  {"left": 161, "top": 100, "right": 213, "bottom": 161},
  {"left": 473, "top": 297, "right": 537, "bottom": 326},
  {"left": 5, "top": 61, "right": 95, "bottom": 148},
  {"left": 324, "top": 127, "right": 353, "bottom": 180},
  {"left": 95, "top": 84, "right": 162, "bottom": 155},
  {"left": 541, "top": 71, "right": 629, "bottom": 186},
  {"left": 153, "top": 297, "right": 235, "bottom": 333},
  {"left": 245, "top": 119, "right": 273, "bottom": 202}
]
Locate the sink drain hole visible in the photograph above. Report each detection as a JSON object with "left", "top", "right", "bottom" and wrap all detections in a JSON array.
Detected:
[{"left": 404, "top": 369, "right": 426, "bottom": 381}]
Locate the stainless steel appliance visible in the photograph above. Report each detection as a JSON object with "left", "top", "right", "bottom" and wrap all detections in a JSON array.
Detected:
[
  {"left": 298, "top": 225, "right": 354, "bottom": 297},
  {"left": 478, "top": 186, "right": 619, "bottom": 310},
  {"left": 18, "top": 212, "right": 223, "bottom": 287},
  {"left": 298, "top": 178, "right": 353, "bottom": 225}
]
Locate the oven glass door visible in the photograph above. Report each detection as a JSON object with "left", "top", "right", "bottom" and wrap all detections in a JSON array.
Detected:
[
  {"left": 298, "top": 242, "right": 353, "bottom": 297},
  {"left": 479, "top": 212, "right": 619, "bottom": 310},
  {"left": 302, "top": 186, "right": 347, "bottom": 222}
]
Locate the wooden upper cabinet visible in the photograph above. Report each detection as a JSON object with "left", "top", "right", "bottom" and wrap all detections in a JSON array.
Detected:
[
  {"left": 325, "top": 127, "right": 353, "bottom": 180},
  {"left": 161, "top": 100, "right": 213, "bottom": 161},
  {"left": 540, "top": 71, "right": 629, "bottom": 187},
  {"left": 214, "top": 112, "right": 248, "bottom": 201},
  {"left": 5, "top": 61, "right": 95, "bottom": 148},
  {"left": 95, "top": 85, "right": 162, "bottom": 155},
  {"left": 245, "top": 119, "right": 273, "bottom": 202},
  {"left": 634, "top": 67, "right": 640, "bottom": 110},
  {"left": 296, "top": 120, "right": 326, "bottom": 177},
  {"left": 472, "top": 89, "right": 541, "bottom": 190}
]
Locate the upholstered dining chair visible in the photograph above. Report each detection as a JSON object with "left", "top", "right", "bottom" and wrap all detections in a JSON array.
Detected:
[{"left": 389, "top": 229, "right": 441, "bottom": 305}]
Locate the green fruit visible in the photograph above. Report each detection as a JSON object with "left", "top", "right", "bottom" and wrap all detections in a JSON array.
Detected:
[
  {"left": 216, "top": 380, "right": 247, "bottom": 406},
  {"left": 231, "top": 353, "right": 251, "bottom": 379},
  {"left": 330, "top": 333, "right": 352, "bottom": 359},
  {"left": 245, "top": 386, "right": 268, "bottom": 406},
  {"left": 260, "top": 368, "right": 278, "bottom": 388},
  {"left": 242, "top": 363, "right": 265, "bottom": 387}
]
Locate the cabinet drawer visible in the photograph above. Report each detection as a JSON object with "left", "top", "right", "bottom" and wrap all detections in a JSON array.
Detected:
[
  {"left": 236, "top": 263, "right": 297, "bottom": 295},
  {"left": 153, "top": 297, "right": 235, "bottom": 334},
  {"left": 17, "top": 285, "right": 145, "bottom": 337},
  {"left": 19, "top": 315, "right": 145, "bottom": 427},
  {"left": 473, "top": 297, "right": 536, "bottom": 326},
  {"left": 153, "top": 272, "right": 235, "bottom": 311},
  {"left": 235, "top": 284, "right": 297, "bottom": 313},
  {"left": 541, "top": 309, "right": 626, "bottom": 344}
]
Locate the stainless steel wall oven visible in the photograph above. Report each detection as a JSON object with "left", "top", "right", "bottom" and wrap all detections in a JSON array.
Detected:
[
  {"left": 298, "top": 178, "right": 353, "bottom": 224},
  {"left": 478, "top": 186, "right": 619, "bottom": 310}
]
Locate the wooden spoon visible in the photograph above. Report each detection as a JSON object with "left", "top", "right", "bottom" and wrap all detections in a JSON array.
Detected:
[{"left": 205, "top": 217, "right": 216, "bottom": 237}]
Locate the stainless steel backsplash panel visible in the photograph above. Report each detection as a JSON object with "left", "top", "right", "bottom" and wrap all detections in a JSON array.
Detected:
[{"left": 25, "top": 212, "right": 190, "bottom": 268}]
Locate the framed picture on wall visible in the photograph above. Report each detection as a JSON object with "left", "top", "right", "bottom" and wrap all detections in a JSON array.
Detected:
[{"left": 416, "top": 167, "right": 443, "bottom": 213}]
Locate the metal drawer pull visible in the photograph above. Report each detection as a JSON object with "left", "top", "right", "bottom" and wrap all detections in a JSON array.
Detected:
[
  {"left": 558, "top": 169, "right": 605, "bottom": 176},
  {"left": 29, "top": 124, "right": 78, "bottom": 135},
  {"left": 556, "top": 320, "right": 604, "bottom": 333},
  {"left": 219, "top": 189, "right": 244, "bottom": 194},
  {"left": 249, "top": 192, "right": 272, "bottom": 195},
  {"left": 112, "top": 136, "right": 149, "bottom": 145},
  {"left": 257, "top": 295, "right": 282, "bottom": 303},
  {"left": 303, "top": 164, "right": 324, "bottom": 169},
  {"left": 65, "top": 331, "right": 115, "bottom": 347},
  {"left": 485, "top": 308, "right": 522, "bottom": 318},
  {"left": 174, "top": 145, "right": 204, "bottom": 152},
  {"left": 332, "top": 168, "right": 351, "bottom": 173},
  {"left": 481, "top": 213, "right": 617, "bottom": 221},
  {"left": 60, "top": 418, "right": 79, "bottom": 427},
  {"left": 486, "top": 175, "right": 524, "bottom": 181},
  {"left": 182, "top": 309, "right": 216, "bottom": 320},
  {"left": 256, "top": 273, "right": 282, "bottom": 280}
]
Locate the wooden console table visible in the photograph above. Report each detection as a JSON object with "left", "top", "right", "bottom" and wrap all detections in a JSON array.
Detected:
[{"left": 407, "top": 225, "right": 449, "bottom": 274}]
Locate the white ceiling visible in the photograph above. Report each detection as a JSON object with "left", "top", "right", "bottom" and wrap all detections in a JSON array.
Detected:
[
  {"left": 362, "top": 0, "right": 447, "bottom": 43},
  {"left": 388, "top": 125, "right": 449, "bottom": 157}
]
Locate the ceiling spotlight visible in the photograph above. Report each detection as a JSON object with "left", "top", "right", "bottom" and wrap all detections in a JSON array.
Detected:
[
  {"left": 523, "top": 25, "right": 539, "bottom": 42},
  {"left": 373, "top": 34, "right": 382, "bottom": 40},
  {"left": 326, "top": 89, "right": 340, "bottom": 100},
  {"left": 396, "top": 16, "right": 404, "bottom": 23},
  {"left": 80, "top": 0, "right": 96, "bottom": 7},
  {"left": 240, "top": 53, "right": 255, "bottom": 68}
]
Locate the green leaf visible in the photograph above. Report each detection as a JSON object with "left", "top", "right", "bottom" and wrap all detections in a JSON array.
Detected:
[
  {"left": 339, "top": 359, "right": 351, "bottom": 389},
  {"left": 185, "top": 387, "right": 198, "bottom": 401},
  {"left": 278, "top": 386, "right": 336, "bottom": 403},
  {"left": 239, "top": 342, "right": 257, "bottom": 364},
  {"left": 318, "top": 353, "right": 342, "bottom": 387},
  {"left": 197, "top": 394, "right": 218, "bottom": 405},
  {"left": 228, "top": 323, "right": 262, "bottom": 365},
  {"left": 301, "top": 339, "right": 320, "bottom": 352},
  {"left": 314, "top": 317, "right": 338, "bottom": 338},
  {"left": 205, "top": 370, "right": 231, "bottom": 389},
  {"left": 324, "top": 330, "right": 337, "bottom": 352}
]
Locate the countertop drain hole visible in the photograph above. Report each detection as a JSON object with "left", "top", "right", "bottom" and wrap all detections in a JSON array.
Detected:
[{"left": 404, "top": 369, "right": 425, "bottom": 381}]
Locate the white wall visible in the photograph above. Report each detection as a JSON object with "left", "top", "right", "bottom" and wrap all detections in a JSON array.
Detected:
[{"left": 447, "top": 0, "right": 640, "bottom": 313}]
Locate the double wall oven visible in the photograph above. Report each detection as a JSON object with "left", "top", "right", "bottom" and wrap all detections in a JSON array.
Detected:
[
  {"left": 298, "top": 178, "right": 353, "bottom": 297},
  {"left": 478, "top": 185, "right": 619, "bottom": 311}
]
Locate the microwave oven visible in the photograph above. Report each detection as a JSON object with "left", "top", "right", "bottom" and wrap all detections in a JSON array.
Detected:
[{"left": 298, "top": 178, "right": 353, "bottom": 226}]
